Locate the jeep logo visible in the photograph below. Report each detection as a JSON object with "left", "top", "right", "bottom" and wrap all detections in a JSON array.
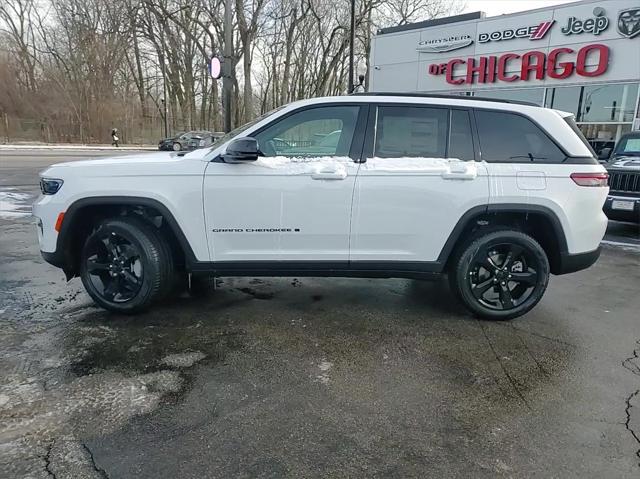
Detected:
[{"left": 561, "top": 7, "right": 609, "bottom": 36}]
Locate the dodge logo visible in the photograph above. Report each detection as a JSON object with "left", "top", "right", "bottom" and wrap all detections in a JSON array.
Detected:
[{"left": 618, "top": 8, "right": 640, "bottom": 38}]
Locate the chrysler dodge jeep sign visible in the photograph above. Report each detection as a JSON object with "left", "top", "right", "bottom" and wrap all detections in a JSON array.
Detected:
[
  {"left": 416, "top": 35, "right": 473, "bottom": 53},
  {"left": 478, "top": 21, "right": 555, "bottom": 43},
  {"left": 561, "top": 7, "right": 610, "bottom": 36}
]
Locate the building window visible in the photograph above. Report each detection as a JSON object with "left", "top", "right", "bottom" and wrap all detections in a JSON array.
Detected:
[
  {"left": 545, "top": 84, "right": 639, "bottom": 123},
  {"left": 474, "top": 88, "right": 545, "bottom": 106},
  {"left": 545, "top": 83, "right": 640, "bottom": 150}
]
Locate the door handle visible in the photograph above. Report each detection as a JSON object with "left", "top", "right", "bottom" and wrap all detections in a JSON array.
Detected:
[
  {"left": 442, "top": 171, "right": 476, "bottom": 180},
  {"left": 311, "top": 171, "right": 347, "bottom": 180}
]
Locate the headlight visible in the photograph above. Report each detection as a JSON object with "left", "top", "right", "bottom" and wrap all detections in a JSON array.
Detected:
[{"left": 40, "top": 178, "right": 64, "bottom": 195}]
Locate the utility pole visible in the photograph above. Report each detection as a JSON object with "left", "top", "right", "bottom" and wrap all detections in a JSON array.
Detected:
[
  {"left": 160, "top": 27, "right": 169, "bottom": 138},
  {"left": 348, "top": 0, "right": 356, "bottom": 93},
  {"left": 223, "top": 0, "right": 233, "bottom": 133}
]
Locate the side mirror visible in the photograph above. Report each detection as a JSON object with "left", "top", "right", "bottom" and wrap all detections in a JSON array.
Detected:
[
  {"left": 598, "top": 147, "right": 612, "bottom": 161},
  {"left": 222, "top": 137, "right": 259, "bottom": 163}
]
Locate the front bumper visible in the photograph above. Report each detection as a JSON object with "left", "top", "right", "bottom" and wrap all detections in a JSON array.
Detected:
[
  {"left": 603, "top": 195, "right": 640, "bottom": 223},
  {"left": 556, "top": 247, "right": 601, "bottom": 275}
]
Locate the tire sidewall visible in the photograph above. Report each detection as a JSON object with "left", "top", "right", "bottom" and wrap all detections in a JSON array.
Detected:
[
  {"left": 454, "top": 231, "right": 550, "bottom": 320},
  {"left": 80, "top": 221, "right": 162, "bottom": 314}
]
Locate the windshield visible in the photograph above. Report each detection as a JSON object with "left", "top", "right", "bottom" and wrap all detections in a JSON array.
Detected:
[
  {"left": 210, "top": 105, "right": 288, "bottom": 149},
  {"left": 614, "top": 135, "right": 640, "bottom": 156}
]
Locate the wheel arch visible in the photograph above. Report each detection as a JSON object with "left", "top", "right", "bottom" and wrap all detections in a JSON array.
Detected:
[
  {"left": 54, "top": 196, "right": 197, "bottom": 278},
  {"left": 439, "top": 204, "right": 569, "bottom": 275}
]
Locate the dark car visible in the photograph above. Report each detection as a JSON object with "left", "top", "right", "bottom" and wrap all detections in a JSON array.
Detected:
[
  {"left": 158, "top": 131, "right": 210, "bottom": 151},
  {"left": 603, "top": 131, "right": 640, "bottom": 223},
  {"left": 186, "top": 131, "right": 224, "bottom": 151}
]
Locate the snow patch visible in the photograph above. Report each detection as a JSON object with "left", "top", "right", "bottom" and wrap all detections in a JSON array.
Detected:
[
  {"left": 161, "top": 351, "right": 206, "bottom": 368},
  {"left": 252, "top": 156, "right": 352, "bottom": 176},
  {"left": 363, "top": 157, "right": 477, "bottom": 178},
  {"left": 316, "top": 360, "right": 333, "bottom": 385},
  {"left": 0, "top": 189, "right": 32, "bottom": 219}
]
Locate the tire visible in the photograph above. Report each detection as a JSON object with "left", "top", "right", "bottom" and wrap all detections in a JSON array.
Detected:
[
  {"left": 80, "top": 217, "right": 174, "bottom": 314},
  {"left": 172, "top": 142, "right": 181, "bottom": 151},
  {"left": 449, "top": 229, "right": 550, "bottom": 321}
]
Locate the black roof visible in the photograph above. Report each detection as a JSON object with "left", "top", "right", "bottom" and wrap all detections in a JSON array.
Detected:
[
  {"left": 350, "top": 92, "right": 539, "bottom": 107},
  {"left": 376, "top": 12, "right": 484, "bottom": 35}
]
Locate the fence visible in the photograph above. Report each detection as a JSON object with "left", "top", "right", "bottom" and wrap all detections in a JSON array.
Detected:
[{"left": 0, "top": 114, "right": 167, "bottom": 145}]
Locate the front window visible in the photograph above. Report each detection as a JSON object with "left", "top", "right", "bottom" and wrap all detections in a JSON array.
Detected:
[{"left": 254, "top": 105, "right": 360, "bottom": 157}]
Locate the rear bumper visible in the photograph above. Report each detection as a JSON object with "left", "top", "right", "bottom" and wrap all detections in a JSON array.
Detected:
[{"left": 556, "top": 247, "right": 601, "bottom": 275}]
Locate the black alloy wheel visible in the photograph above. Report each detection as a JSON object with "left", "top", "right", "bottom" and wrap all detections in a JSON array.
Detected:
[
  {"left": 84, "top": 232, "right": 144, "bottom": 303},
  {"left": 450, "top": 230, "right": 550, "bottom": 320},
  {"left": 80, "top": 217, "right": 173, "bottom": 313},
  {"left": 468, "top": 242, "right": 539, "bottom": 311}
]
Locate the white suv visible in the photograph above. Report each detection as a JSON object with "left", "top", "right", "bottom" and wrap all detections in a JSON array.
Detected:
[{"left": 33, "top": 94, "right": 609, "bottom": 320}]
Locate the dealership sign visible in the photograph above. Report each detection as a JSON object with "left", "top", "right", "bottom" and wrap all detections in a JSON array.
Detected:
[
  {"left": 618, "top": 7, "right": 640, "bottom": 38},
  {"left": 428, "top": 44, "right": 609, "bottom": 85},
  {"left": 561, "top": 7, "right": 609, "bottom": 36},
  {"left": 417, "top": 34, "right": 473, "bottom": 53},
  {"left": 479, "top": 21, "right": 555, "bottom": 43}
]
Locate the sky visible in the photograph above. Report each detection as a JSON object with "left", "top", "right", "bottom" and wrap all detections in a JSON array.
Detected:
[{"left": 462, "top": 0, "right": 582, "bottom": 17}]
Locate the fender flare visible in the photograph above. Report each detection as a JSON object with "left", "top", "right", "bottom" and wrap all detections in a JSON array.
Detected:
[
  {"left": 436, "top": 203, "right": 569, "bottom": 264},
  {"left": 53, "top": 196, "right": 198, "bottom": 270}
]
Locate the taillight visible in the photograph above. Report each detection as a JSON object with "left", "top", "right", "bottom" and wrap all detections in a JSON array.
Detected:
[{"left": 570, "top": 172, "right": 609, "bottom": 187}]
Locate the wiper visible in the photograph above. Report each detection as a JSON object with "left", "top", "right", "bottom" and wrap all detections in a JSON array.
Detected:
[{"left": 509, "top": 154, "right": 548, "bottom": 162}]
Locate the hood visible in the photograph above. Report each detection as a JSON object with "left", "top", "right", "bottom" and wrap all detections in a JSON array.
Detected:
[
  {"left": 606, "top": 157, "right": 640, "bottom": 171},
  {"left": 39, "top": 151, "right": 210, "bottom": 179}
]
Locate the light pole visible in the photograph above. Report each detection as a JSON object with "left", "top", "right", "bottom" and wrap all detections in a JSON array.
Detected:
[
  {"left": 348, "top": 0, "right": 356, "bottom": 93},
  {"left": 223, "top": 0, "right": 233, "bottom": 133}
]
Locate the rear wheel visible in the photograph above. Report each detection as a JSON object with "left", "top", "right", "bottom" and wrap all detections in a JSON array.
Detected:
[
  {"left": 449, "top": 230, "right": 549, "bottom": 320},
  {"left": 80, "top": 217, "right": 173, "bottom": 313}
]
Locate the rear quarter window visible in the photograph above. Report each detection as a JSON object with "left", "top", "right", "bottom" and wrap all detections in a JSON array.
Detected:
[{"left": 476, "top": 110, "right": 566, "bottom": 163}]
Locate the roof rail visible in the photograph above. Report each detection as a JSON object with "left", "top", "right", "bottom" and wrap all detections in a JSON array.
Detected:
[{"left": 350, "top": 92, "right": 540, "bottom": 107}]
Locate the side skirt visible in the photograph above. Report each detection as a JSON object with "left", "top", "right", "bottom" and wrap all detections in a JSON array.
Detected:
[{"left": 188, "top": 261, "right": 444, "bottom": 280}]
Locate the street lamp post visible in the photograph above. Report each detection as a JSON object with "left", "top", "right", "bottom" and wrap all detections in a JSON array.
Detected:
[{"left": 348, "top": 0, "right": 356, "bottom": 93}]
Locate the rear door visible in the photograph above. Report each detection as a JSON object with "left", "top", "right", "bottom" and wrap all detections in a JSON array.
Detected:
[{"left": 350, "top": 104, "right": 490, "bottom": 266}]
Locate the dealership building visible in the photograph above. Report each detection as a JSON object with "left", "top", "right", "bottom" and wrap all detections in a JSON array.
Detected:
[{"left": 369, "top": 0, "right": 640, "bottom": 149}]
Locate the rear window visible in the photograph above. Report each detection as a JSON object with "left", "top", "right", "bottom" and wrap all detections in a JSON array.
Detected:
[
  {"left": 476, "top": 110, "right": 566, "bottom": 163},
  {"left": 563, "top": 115, "right": 596, "bottom": 156},
  {"left": 375, "top": 106, "right": 448, "bottom": 158}
]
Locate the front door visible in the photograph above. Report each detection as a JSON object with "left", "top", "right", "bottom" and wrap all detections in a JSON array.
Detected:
[
  {"left": 350, "top": 105, "right": 490, "bottom": 267},
  {"left": 204, "top": 104, "right": 366, "bottom": 263}
]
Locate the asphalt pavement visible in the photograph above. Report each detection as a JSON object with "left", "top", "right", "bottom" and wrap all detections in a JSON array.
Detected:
[{"left": 1, "top": 150, "right": 640, "bottom": 478}]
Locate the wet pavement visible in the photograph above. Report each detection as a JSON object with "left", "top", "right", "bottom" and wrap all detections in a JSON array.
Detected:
[{"left": 1, "top": 150, "right": 640, "bottom": 478}]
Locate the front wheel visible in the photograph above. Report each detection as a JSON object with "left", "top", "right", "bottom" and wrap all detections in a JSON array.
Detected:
[
  {"left": 172, "top": 142, "right": 181, "bottom": 151},
  {"left": 449, "top": 230, "right": 550, "bottom": 321},
  {"left": 80, "top": 217, "right": 173, "bottom": 314}
]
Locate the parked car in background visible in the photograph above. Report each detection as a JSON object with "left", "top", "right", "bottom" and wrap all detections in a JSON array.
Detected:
[
  {"left": 186, "top": 132, "right": 224, "bottom": 151},
  {"left": 158, "top": 131, "right": 211, "bottom": 151},
  {"left": 603, "top": 131, "right": 640, "bottom": 223},
  {"left": 590, "top": 139, "right": 616, "bottom": 162}
]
